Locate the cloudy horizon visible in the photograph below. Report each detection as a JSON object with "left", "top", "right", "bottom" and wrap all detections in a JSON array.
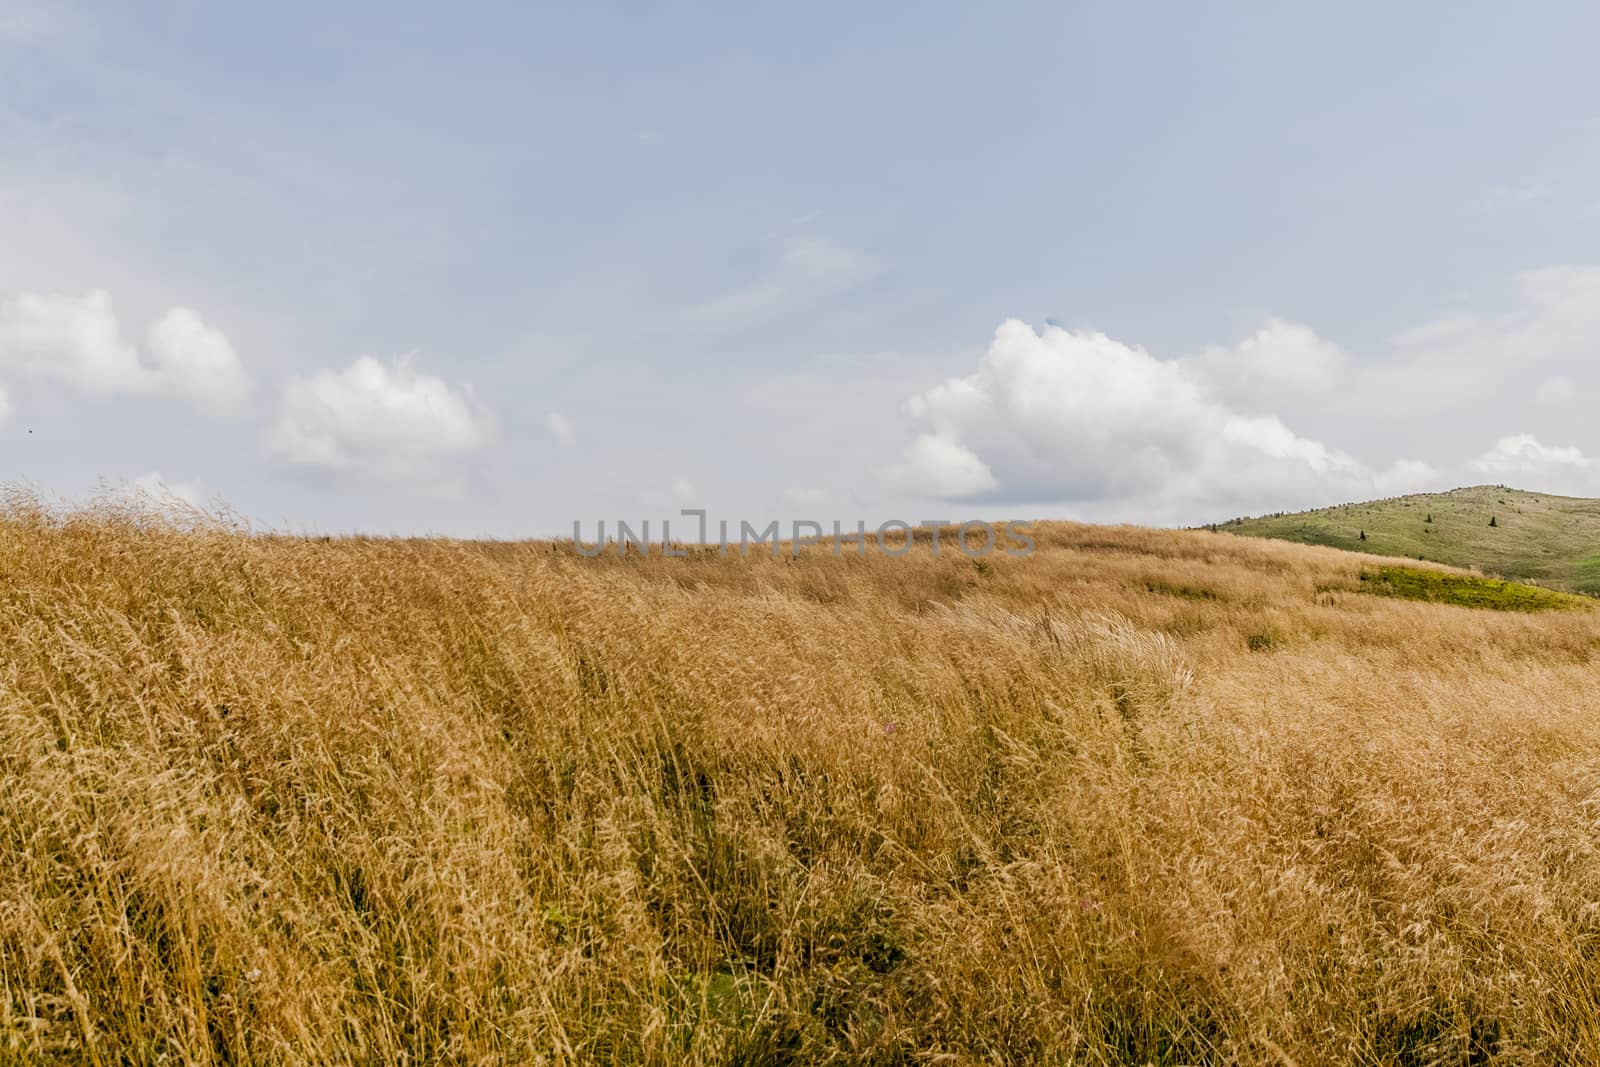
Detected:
[{"left": 5, "top": 3, "right": 1600, "bottom": 535}]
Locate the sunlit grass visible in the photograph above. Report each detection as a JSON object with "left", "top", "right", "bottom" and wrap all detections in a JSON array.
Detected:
[{"left": 2, "top": 492, "right": 1599, "bottom": 1063}]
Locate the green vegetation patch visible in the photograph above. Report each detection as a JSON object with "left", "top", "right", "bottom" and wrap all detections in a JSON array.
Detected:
[
  {"left": 1356, "top": 566, "right": 1584, "bottom": 612},
  {"left": 1570, "top": 554, "right": 1600, "bottom": 597}
]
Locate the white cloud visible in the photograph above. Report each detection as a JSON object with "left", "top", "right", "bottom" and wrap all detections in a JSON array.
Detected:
[
  {"left": 1470, "top": 434, "right": 1595, "bottom": 494},
  {"left": 883, "top": 434, "right": 997, "bottom": 499},
  {"left": 123, "top": 471, "right": 207, "bottom": 511},
  {"left": 885, "top": 319, "right": 1435, "bottom": 514},
  {"left": 269, "top": 355, "right": 494, "bottom": 480},
  {"left": 0, "top": 289, "right": 250, "bottom": 415},
  {"left": 1374, "top": 459, "right": 1444, "bottom": 495},
  {"left": 0, "top": 383, "right": 8, "bottom": 423},
  {"left": 0, "top": 289, "right": 145, "bottom": 392},
  {"left": 1180, "top": 318, "right": 1345, "bottom": 412},
  {"left": 1177, "top": 268, "right": 1600, "bottom": 424},
  {"left": 1351, "top": 267, "right": 1600, "bottom": 416},
  {"left": 879, "top": 267, "right": 1600, "bottom": 518},
  {"left": 146, "top": 307, "right": 252, "bottom": 414},
  {"left": 546, "top": 411, "right": 576, "bottom": 447},
  {"left": 671, "top": 478, "right": 696, "bottom": 502}
]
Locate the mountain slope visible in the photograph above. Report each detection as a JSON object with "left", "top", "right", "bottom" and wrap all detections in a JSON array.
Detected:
[{"left": 1217, "top": 484, "right": 1600, "bottom": 595}]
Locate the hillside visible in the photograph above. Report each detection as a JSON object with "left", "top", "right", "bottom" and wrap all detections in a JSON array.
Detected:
[
  {"left": 1217, "top": 484, "right": 1600, "bottom": 595},
  {"left": 3, "top": 498, "right": 1600, "bottom": 1063}
]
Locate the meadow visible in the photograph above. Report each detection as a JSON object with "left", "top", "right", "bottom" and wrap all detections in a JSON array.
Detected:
[
  {"left": 4, "top": 495, "right": 1600, "bottom": 1064},
  {"left": 1222, "top": 485, "right": 1600, "bottom": 595}
]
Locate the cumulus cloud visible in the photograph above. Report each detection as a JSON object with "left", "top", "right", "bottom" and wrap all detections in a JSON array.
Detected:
[
  {"left": 269, "top": 356, "right": 494, "bottom": 481},
  {"left": 0, "top": 289, "right": 250, "bottom": 415},
  {"left": 1179, "top": 318, "right": 1345, "bottom": 412},
  {"left": 146, "top": 308, "right": 251, "bottom": 414},
  {"left": 0, "top": 289, "right": 144, "bottom": 391},
  {"left": 1163, "top": 267, "right": 1600, "bottom": 424},
  {"left": 883, "top": 434, "right": 996, "bottom": 498},
  {"left": 884, "top": 319, "right": 1436, "bottom": 514},
  {"left": 1470, "top": 434, "right": 1596, "bottom": 494},
  {"left": 546, "top": 411, "right": 576, "bottom": 447}
]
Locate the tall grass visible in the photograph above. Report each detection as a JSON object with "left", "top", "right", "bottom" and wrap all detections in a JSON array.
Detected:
[{"left": 3, "top": 495, "right": 1600, "bottom": 1064}]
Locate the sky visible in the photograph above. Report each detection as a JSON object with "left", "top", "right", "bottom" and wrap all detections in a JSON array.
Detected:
[{"left": 4, "top": 1, "right": 1600, "bottom": 536}]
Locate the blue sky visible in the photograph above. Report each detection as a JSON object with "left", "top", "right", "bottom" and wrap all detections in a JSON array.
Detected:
[{"left": 4, "top": 1, "right": 1600, "bottom": 534}]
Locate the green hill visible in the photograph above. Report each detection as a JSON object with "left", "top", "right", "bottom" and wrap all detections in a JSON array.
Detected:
[{"left": 1216, "top": 485, "right": 1600, "bottom": 596}]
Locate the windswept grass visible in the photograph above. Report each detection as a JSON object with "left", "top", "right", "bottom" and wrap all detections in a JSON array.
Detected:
[{"left": 3, "top": 495, "right": 1600, "bottom": 1064}]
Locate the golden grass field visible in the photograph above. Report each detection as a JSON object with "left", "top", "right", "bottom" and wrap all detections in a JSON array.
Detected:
[{"left": 4, "top": 496, "right": 1600, "bottom": 1065}]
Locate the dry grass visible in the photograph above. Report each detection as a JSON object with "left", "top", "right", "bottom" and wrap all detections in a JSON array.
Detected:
[{"left": 4, "top": 495, "right": 1600, "bottom": 1064}]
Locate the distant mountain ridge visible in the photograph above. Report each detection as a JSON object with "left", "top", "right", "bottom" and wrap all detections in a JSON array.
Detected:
[{"left": 1216, "top": 485, "right": 1600, "bottom": 596}]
